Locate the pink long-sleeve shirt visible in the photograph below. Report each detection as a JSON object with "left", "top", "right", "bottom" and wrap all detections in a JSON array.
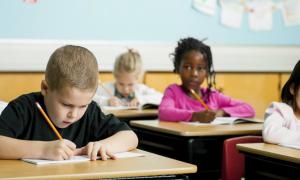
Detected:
[{"left": 158, "top": 84, "right": 255, "bottom": 122}]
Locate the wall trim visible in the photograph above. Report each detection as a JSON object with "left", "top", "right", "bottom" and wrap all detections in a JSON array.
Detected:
[{"left": 0, "top": 39, "right": 299, "bottom": 72}]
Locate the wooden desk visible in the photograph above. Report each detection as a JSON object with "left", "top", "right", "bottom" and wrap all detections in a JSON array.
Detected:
[
  {"left": 130, "top": 120, "right": 263, "bottom": 179},
  {"left": 237, "top": 143, "right": 300, "bottom": 179},
  {"left": 105, "top": 109, "right": 158, "bottom": 122},
  {"left": 0, "top": 149, "right": 196, "bottom": 180}
]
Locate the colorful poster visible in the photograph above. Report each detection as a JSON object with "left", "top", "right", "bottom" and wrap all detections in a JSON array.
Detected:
[
  {"left": 193, "top": 0, "right": 217, "bottom": 16},
  {"left": 247, "top": 0, "right": 274, "bottom": 31},
  {"left": 220, "top": 0, "right": 244, "bottom": 28},
  {"left": 281, "top": 0, "right": 300, "bottom": 26}
]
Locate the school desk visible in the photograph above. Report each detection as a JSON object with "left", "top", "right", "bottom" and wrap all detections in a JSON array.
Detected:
[
  {"left": 0, "top": 149, "right": 196, "bottom": 180},
  {"left": 130, "top": 120, "right": 263, "bottom": 179},
  {"left": 105, "top": 109, "right": 158, "bottom": 123},
  {"left": 237, "top": 143, "right": 300, "bottom": 179}
]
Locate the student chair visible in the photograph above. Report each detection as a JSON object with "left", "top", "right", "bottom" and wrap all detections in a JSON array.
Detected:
[{"left": 221, "top": 135, "right": 263, "bottom": 180}]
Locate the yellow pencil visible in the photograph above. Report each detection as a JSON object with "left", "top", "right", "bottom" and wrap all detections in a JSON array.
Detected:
[
  {"left": 35, "top": 102, "right": 62, "bottom": 140},
  {"left": 190, "top": 89, "right": 210, "bottom": 110}
]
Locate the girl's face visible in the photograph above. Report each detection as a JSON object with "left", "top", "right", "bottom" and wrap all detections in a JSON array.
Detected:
[
  {"left": 178, "top": 50, "right": 208, "bottom": 93},
  {"left": 115, "top": 72, "right": 138, "bottom": 98}
]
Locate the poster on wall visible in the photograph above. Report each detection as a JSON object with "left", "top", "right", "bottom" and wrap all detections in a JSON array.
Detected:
[
  {"left": 280, "top": 0, "right": 300, "bottom": 26},
  {"left": 23, "top": 0, "right": 38, "bottom": 4},
  {"left": 247, "top": 0, "right": 274, "bottom": 31},
  {"left": 192, "top": 0, "right": 300, "bottom": 30},
  {"left": 220, "top": 0, "right": 244, "bottom": 28},
  {"left": 192, "top": 0, "right": 217, "bottom": 15}
]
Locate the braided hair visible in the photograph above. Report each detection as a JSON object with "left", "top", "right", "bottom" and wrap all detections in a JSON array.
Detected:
[{"left": 171, "top": 37, "right": 216, "bottom": 101}]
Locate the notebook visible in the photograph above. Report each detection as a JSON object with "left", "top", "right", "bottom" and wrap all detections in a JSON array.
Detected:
[
  {"left": 211, "top": 117, "right": 262, "bottom": 125},
  {"left": 279, "top": 143, "right": 300, "bottom": 150},
  {"left": 22, "top": 151, "right": 144, "bottom": 165},
  {"left": 102, "top": 105, "right": 138, "bottom": 111},
  {"left": 181, "top": 117, "right": 262, "bottom": 126},
  {"left": 102, "top": 103, "right": 159, "bottom": 111}
]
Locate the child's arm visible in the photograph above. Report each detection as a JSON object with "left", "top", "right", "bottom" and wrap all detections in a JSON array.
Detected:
[
  {"left": 135, "top": 84, "right": 163, "bottom": 106},
  {"left": 0, "top": 135, "right": 76, "bottom": 160},
  {"left": 75, "top": 130, "right": 138, "bottom": 161},
  {"left": 159, "top": 86, "right": 194, "bottom": 122},
  {"left": 108, "top": 96, "right": 123, "bottom": 106},
  {"left": 93, "top": 83, "right": 115, "bottom": 106},
  {"left": 94, "top": 83, "right": 124, "bottom": 106},
  {"left": 214, "top": 92, "right": 255, "bottom": 118},
  {"left": 76, "top": 103, "right": 138, "bottom": 160},
  {"left": 263, "top": 105, "right": 300, "bottom": 145}
]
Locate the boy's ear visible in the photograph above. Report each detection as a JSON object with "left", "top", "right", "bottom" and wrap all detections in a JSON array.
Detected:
[{"left": 41, "top": 80, "right": 49, "bottom": 96}]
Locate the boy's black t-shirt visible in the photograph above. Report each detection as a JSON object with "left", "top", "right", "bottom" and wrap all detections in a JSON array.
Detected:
[{"left": 0, "top": 92, "right": 131, "bottom": 148}]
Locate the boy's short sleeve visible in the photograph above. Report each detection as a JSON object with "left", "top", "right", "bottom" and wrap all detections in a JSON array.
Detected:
[
  {"left": 0, "top": 99, "right": 30, "bottom": 138},
  {"left": 88, "top": 102, "right": 131, "bottom": 140}
]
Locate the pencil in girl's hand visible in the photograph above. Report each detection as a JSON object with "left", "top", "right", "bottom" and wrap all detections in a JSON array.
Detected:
[
  {"left": 190, "top": 89, "right": 210, "bottom": 110},
  {"left": 98, "top": 79, "right": 114, "bottom": 97},
  {"left": 35, "top": 102, "right": 62, "bottom": 140}
]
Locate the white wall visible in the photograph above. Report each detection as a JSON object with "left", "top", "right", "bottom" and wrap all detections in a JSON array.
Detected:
[{"left": 0, "top": 39, "right": 299, "bottom": 72}]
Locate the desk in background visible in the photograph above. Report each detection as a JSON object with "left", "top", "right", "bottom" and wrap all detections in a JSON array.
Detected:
[
  {"left": 130, "top": 120, "right": 263, "bottom": 179},
  {"left": 237, "top": 143, "right": 300, "bottom": 179},
  {"left": 0, "top": 149, "right": 196, "bottom": 180},
  {"left": 105, "top": 109, "right": 158, "bottom": 123}
]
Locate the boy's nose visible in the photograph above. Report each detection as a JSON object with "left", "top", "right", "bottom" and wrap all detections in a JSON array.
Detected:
[{"left": 68, "top": 108, "right": 78, "bottom": 119}]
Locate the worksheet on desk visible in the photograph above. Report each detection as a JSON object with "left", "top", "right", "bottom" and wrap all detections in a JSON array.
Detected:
[{"left": 22, "top": 151, "right": 144, "bottom": 165}]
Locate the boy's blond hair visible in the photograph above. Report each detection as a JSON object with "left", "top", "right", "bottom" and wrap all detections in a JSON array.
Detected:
[
  {"left": 113, "top": 49, "right": 143, "bottom": 79},
  {"left": 45, "top": 45, "right": 98, "bottom": 91}
]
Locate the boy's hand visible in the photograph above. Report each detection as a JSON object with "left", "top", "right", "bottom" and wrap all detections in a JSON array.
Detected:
[
  {"left": 191, "top": 110, "right": 216, "bottom": 123},
  {"left": 75, "top": 141, "right": 116, "bottom": 161},
  {"left": 108, "top": 96, "right": 122, "bottom": 106},
  {"left": 42, "top": 139, "right": 76, "bottom": 161}
]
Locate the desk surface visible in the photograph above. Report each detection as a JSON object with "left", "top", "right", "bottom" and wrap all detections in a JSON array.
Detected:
[
  {"left": 130, "top": 120, "right": 263, "bottom": 136},
  {"left": 105, "top": 109, "right": 158, "bottom": 119},
  {"left": 0, "top": 149, "right": 196, "bottom": 180},
  {"left": 237, "top": 143, "right": 300, "bottom": 164}
]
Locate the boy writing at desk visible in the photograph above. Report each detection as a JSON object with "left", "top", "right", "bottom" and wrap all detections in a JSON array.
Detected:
[{"left": 0, "top": 45, "right": 138, "bottom": 161}]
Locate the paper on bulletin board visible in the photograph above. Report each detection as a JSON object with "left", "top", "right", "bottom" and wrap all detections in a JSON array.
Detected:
[
  {"left": 192, "top": 0, "right": 217, "bottom": 16},
  {"left": 247, "top": 0, "right": 274, "bottom": 31},
  {"left": 220, "top": 0, "right": 244, "bottom": 28},
  {"left": 280, "top": 0, "right": 300, "bottom": 26},
  {"left": 23, "top": 0, "right": 38, "bottom": 4}
]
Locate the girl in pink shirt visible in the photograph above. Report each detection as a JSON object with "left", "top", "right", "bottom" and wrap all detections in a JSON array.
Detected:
[{"left": 158, "top": 37, "right": 255, "bottom": 122}]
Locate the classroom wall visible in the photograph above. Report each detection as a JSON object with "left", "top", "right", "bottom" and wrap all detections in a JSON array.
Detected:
[
  {"left": 0, "top": 0, "right": 300, "bottom": 45},
  {"left": 0, "top": 0, "right": 299, "bottom": 119},
  {"left": 1, "top": 41, "right": 298, "bottom": 72}
]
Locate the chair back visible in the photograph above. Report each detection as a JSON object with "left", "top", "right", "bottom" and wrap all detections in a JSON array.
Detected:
[{"left": 221, "top": 136, "right": 263, "bottom": 180}]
